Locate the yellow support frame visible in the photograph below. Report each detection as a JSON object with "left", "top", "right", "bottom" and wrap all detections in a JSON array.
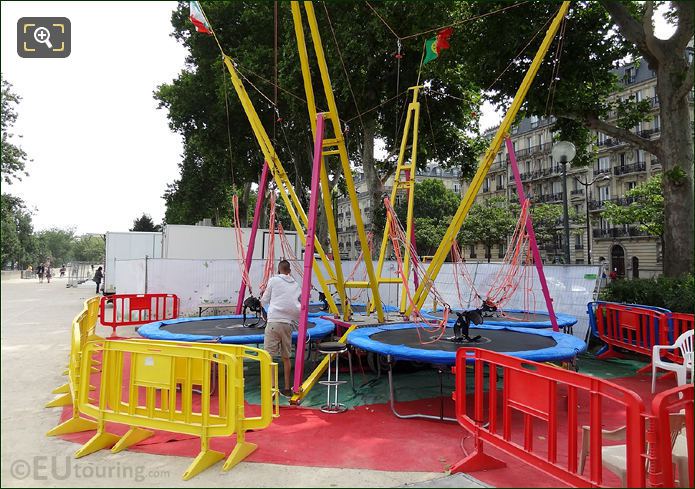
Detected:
[
  {"left": 407, "top": 1, "right": 571, "bottom": 314},
  {"left": 292, "top": 1, "right": 384, "bottom": 322},
  {"left": 372, "top": 86, "right": 422, "bottom": 314},
  {"left": 289, "top": 324, "right": 356, "bottom": 405},
  {"left": 222, "top": 56, "right": 340, "bottom": 315}
]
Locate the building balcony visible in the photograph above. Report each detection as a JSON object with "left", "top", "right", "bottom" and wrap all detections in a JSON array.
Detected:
[
  {"left": 588, "top": 196, "right": 638, "bottom": 211},
  {"left": 570, "top": 189, "right": 585, "bottom": 197},
  {"left": 574, "top": 244, "right": 584, "bottom": 250},
  {"left": 638, "top": 128, "right": 660, "bottom": 138},
  {"left": 597, "top": 138, "right": 627, "bottom": 148},
  {"left": 594, "top": 167, "right": 611, "bottom": 176},
  {"left": 614, "top": 161, "right": 647, "bottom": 176},
  {"left": 592, "top": 227, "right": 650, "bottom": 238}
]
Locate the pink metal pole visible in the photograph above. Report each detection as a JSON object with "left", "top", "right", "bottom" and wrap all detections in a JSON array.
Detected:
[
  {"left": 405, "top": 170, "right": 420, "bottom": 290},
  {"left": 505, "top": 137, "right": 560, "bottom": 332},
  {"left": 293, "top": 113, "right": 325, "bottom": 393},
  {"left": 235, "top": 161, "right": 270, "bottom": 314}
]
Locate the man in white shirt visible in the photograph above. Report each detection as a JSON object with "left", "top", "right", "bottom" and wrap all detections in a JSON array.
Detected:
[{"left": 261, "top": 259, "right": 302, "bottom": 397}]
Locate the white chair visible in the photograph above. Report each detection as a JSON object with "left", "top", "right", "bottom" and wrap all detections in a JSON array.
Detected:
[
  {"left": 578, "top": 414, "right": 686, "bottom": 487},
  {"left": 652, "top": 329, "right": 694, "bottom": 393}
]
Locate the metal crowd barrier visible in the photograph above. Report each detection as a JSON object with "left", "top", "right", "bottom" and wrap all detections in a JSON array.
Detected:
[
  {"left": 73, "top": 339, "right": 278, "bottom": 480},
  {"left": 45, "top": 295, "right": 102, "bottom": 409},
  {"left": 452, "top": 348, "right": 647, "bottom": 487},
  {"left": 100, "top": 293, "right": 179, "bottom": 337}
]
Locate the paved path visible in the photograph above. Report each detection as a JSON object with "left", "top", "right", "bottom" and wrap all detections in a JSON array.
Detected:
[{"left": 1, "top": 278, "right": 487, "bottom": 487}]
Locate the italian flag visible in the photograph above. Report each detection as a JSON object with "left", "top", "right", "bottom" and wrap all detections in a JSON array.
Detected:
[
  {"left": 190, "top": 1, "right": 212, "bottom": 34},
  {"left": 424, "top": 27, "right": 453, "bottom": 64}
]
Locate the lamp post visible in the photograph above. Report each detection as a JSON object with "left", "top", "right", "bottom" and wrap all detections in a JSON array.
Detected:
[
  {"left": 574, "top": 172, "right": 611, "bottom": 264},
  {"left": 552, "top": 141, "right": 576, "bottom": 265}
]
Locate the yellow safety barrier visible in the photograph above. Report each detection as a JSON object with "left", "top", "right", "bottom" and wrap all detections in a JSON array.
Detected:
[
  {"left": 73, "top": 339, "right": 278, "bottom": 480},
  {"left": 46, "top": 295, "right": 102, "bottom": 409}
]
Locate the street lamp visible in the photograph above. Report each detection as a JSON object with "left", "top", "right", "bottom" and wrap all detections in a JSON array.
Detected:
[
  {"left": 574, "top": 172, "right": 611, "bottom": 264},
  {"left": 552, "top": 141, "right": 576, "bottom": 264}
]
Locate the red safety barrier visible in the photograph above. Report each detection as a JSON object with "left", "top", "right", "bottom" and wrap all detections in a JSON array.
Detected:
[
  {"left": 649, "top": 384, "right": 694, "bottom": 488},
  {"left": 452, "top": 348, "right": 647, "bottom": 487},
  {"left": 664, "top": 313, "right": 695, "bottom": 362},
  {"left": 99, "top": 294, "right": 179, "bottom": 337},
  {"left": 590, "top": 302, "right": 668, "bottom": 372}
]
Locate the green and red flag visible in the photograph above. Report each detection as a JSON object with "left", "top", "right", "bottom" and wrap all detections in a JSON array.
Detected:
[{"left": 424, "top": 27, "right": 453, "bottom": 64}]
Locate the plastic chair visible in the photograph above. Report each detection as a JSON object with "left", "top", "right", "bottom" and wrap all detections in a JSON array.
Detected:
[
  {"left": 578, "top": 413, "right": 686, "bottom": 487},
  {"left": 652, "top": 329, "right": 694, "bottom": 393}
]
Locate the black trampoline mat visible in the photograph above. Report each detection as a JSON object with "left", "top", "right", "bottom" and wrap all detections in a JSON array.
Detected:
[
  {"left": 163, "top": 318, "right": 266, "bottom": 336},
  {"left": 371, "top": 327, "right": 556, "bottom": 352},
  {"left": 429, "top": 309, "right": 550, "bottom": 322}
]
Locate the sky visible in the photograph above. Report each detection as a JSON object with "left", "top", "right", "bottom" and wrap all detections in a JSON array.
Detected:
[
  {"left": 1, "top": 2, "right": 187, "bottom": 234},
  {"left": 0, "top": 2, "right": 676, "bottom": 235}
]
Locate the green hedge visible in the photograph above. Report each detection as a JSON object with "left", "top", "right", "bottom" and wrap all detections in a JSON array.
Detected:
[{"left": 600, "top": 275, "right": 694, "bottom": 314}]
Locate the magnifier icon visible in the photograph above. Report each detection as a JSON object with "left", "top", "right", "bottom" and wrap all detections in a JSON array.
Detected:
[{"left": 33, "top": 27, "right": 53, "bottom": 49}]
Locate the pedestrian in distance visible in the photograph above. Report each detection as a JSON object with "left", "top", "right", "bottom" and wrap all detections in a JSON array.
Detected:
[
  {"left": 37, "top": 264, "right": 45, "bottom": 283},
  {"left": 45, "top": 265, "right": 52, "bottom": 283},
  {"left": 93, "top": 266, "right": 103, "bottom": 294}
]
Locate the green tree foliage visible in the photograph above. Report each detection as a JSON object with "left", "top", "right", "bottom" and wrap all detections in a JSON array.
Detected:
[
  {"left": 1, "top": 75, "right": 30, "bottom": 184},
  {"left": 601, "top": 174, "right": 663, "bottom": 238},
  {"left": 36, "top": 228, "right": 75, "bottom": 265},
  {"left": 600, "top": 274, "right": 694, "bottom": 313},
  {"left": 394, "top": 179, "right": 461, "bottom": 257},
  {"left": 72, "top": 235, "right": 105, "bottom": 263},
  {"left": 529, "top": 203, "right": 565, "bottom": 250},
  {"left": 156, "top": 1, "right": 482, "bottom": 228},
  {"left": 130, "top": 213, "right": 162, "bottom": 232},
  {"left": 459, "top": 196, "right": 517, "bottom": 262},
  {"left": 1, "top": 194, "right": 36, "bottom": 268}
]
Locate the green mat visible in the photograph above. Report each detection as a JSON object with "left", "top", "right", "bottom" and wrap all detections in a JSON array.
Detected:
[{"left": 241, "top": 352, "right": 650, "bottom": 409}]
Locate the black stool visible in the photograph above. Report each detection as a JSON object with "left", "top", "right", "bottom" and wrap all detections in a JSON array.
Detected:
[{"left": 317, "top": 341, "right": 352, "bottom": 414}]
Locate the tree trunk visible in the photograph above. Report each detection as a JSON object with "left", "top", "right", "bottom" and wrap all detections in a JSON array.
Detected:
[
  {"left": 656, "top": 55, "right": 694, "bottom": 277},
  {"left": 362, "top": 116, "right": 383, "bottom": 258}
]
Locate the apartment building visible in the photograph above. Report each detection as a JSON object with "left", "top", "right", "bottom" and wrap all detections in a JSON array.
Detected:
[{"left": 464, "top": 53, "right": 693, "bottom": 278}]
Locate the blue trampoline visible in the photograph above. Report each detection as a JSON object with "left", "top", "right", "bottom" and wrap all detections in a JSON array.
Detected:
[
  {"left": 305, "top": 301, "right": 398, "bottom": 317},
  {"left": 137, "top": 315, "right": 334, "bottom": 344},
  {"left": 348, "top": 323, "right": 586, "bottom": 365},
  {"left": 423, "top": 307, "right": 577, "bottom": 329}
]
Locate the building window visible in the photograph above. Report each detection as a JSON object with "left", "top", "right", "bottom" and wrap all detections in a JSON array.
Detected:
[
  {"left": 483, "top": 177, "right": 490, "bottom": 193},
  {"left": 530, "top": 115, "right": 539, "bottom": 128},
  {"left": 626, "top": 181, "right": 636, "bottom": 192},
  {"left": 496, "top": 174, "right": 504, "bottom": 190},
  {"left": 599, "top": 185, "right": 611, "bottom": 202},
  {"left": 454, "top": 183, "right": 460, "bottom": 194},
  {"left": 469, "top": 244, "right": 477, "bottom": 259},
  {"left": 575, "top": 234, "right": 583, "bottom": 249},
  {"left": 599, "top": 156, "right": 611, "bottom": 172}
]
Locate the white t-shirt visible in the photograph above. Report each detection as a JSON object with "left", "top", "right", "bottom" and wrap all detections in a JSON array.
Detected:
[{"left": 260, "top": 274, "right": 301, "bottom": 324}]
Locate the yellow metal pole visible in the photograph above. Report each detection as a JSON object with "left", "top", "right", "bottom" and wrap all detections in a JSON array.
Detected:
[
  {"left": 222, "top": 56, "right": 339, "bottom": 314},
  {"left": 302, "top": 1, "right": 385, "bottom": 322},
  {"left": 372, "top": 86, "right": 421, "bottom": 313},
  {"left": 291, "top": 3, "right": 348, "bottom": 313},
  {"left": 400, "top": 87, "right": 420, "bottom": 313},
  {"left": 407, "top": 1, "right": 571, "bottom": 314}
]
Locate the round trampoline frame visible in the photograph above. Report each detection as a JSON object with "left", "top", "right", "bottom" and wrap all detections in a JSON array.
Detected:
[
  {"left": 422, "top": 307, "right": 577, "bottom": 330},
  {"left": 348, "top": 323, "right": 586, "bottom": 365},
  {"left": 348, "top": 322, "right": 586, "bottom": 422},
  {"left": 137, "top": 315, "right": 335, "bottom": 344}
]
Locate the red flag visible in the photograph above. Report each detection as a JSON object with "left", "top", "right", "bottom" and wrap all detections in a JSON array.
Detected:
[
  {"left": 189, "top": 1, "right": 212, "bottom": 35},
  {"left": 436, "top": 27, "right": 453, "bottom": 53}
]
